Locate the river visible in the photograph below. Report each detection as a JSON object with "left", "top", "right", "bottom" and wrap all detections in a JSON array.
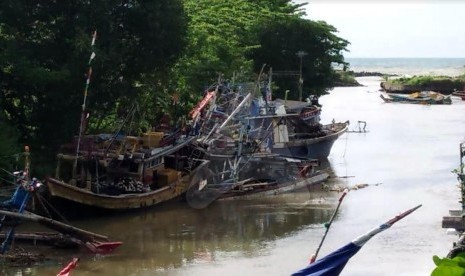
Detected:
[{"left": 8, "top": 77, "right": 463, "bottom": 276}]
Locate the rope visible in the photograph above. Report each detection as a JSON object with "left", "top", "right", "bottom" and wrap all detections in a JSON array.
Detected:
[
  {"left": 0, "top": 153, "right": 22, "bottom": 159},
  {"left": 34, "top": 193, "right": 70, "bottom": 225},
  {"left": 342, "top": 130, "right": 349, "bottom": 158}
]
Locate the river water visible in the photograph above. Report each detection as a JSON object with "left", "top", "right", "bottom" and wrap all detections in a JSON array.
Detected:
[{"left": 9, "top": 77, "right": 464, "bottom": 276}]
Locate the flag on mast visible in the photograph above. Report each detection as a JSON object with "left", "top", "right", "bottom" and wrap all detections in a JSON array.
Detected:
[{"left": 292, "top": 204, "right": 422, "bottom": 276}]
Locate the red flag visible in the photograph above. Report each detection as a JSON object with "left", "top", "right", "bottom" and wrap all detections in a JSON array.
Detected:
[{"left": 57, "top": 257, "right": 79, "bottom": 276}]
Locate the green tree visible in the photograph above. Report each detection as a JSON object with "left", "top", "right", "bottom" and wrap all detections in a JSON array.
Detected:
[
  {"left": 0, "top": 0, "right": 187, "bottom": 175},
  {"left": 178, "top": 0, "right": 303, "bottom": 95},
  {"left": 250, "top": 18, "right": 349, "bottom": 99},
  {"left": 0, "top": 115, "right": 21, "bottom": 177}
]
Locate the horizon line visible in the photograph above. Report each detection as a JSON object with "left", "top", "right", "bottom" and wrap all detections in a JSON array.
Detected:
[{"left": 345, "top": 57, "right": 465, "bottom": 59}]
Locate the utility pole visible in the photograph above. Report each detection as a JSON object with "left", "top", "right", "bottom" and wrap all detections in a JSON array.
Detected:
[{"left": 296, "top": 51, "right": 308, "bottom": 102}]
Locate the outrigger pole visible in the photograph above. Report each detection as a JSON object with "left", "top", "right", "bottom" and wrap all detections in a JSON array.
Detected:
[
  {"left": 74, "top": 30, "right": 97, "bottom": 174},
  {"left": 293, "top": 204, "right": 422, "bottom": 276}
]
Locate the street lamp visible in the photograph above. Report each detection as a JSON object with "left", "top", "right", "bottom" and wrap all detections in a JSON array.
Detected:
[{"left": 296, "top": 51, "right": 308, "bottom": 101}]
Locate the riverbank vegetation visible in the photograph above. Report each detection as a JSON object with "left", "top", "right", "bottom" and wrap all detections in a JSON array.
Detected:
[
  {"left": 333, "top": 70, "right": 360, "bottom": 87},
  {"left": 381, "top": 74, "right": 465, "bottom": 94},
  {"left": 0, "top": 0, "right": 349, "bottom": 176},
  {"left": 391, "top": 75, "right": 465, "bottom": 86}
]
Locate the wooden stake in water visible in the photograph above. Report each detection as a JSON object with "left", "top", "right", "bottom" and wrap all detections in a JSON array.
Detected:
[{"left": 310, "top": 189, "right": 349, "bottom": 263}]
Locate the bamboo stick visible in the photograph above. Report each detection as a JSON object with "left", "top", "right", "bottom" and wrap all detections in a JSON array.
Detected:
[{"left": 0, "top": 210, "right": 108, "bottom": 241}]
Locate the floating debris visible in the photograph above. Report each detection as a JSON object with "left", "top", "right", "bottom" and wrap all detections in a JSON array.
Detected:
[
  {"left": 347, "top": 121, "right": 368, "bottom": 133},
  {"left": 324, "top": 183, "right": 382, "bottom": 192}
]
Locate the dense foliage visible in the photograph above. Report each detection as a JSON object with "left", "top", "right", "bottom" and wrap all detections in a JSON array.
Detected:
[
  {"left": 0, "top": 0, "right": 187, "bottom": 170},
  {"left": 432, "top": 254, "right": 465, "bottom": 275},
  {"left": 175, "top": 0, "right": 308, "bottom": 110},
  {"left": 250, "top": 18, "right": 349, "bottom": 99},
  {"left": 392, "top": 75, "right": 462, "bottom": 86},
  {"left": 333, "top": 70, "right": 360, "bottom": 87},
  {"left": 0, "top": 115, "right": 21, "bottom": 177},
  {"left": 0, "top": 0, "right": 349, "bottom": 177}
]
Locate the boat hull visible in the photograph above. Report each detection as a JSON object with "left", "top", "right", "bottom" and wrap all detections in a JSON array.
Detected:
[
  {"left": 45, "top": 162, "right": 208, "bottom": 211},
  {"left": 271, "top": 123, "right": 348, "bottom": 160},
  {"left": 220, "top": 171, "right": 329, "bottom": 200},
  {"left": 380, "top": 92, "right": 452, "bottom": 104},
  {"left": 185, "top": 170, "right": 329, "bottom": 209}
]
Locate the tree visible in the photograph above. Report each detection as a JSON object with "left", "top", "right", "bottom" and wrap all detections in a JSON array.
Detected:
[
  {"left": 250, "top": 18, "right": 349, "bottom": 99},
  {"left": 0, "top": 0, "right": 187, "bottom": 174},
  {"left": 0, "top": 114, "right": 21, "bottom": 177},
  {"left": 178, "top": 0, "right": 304, "bottom": 94}
]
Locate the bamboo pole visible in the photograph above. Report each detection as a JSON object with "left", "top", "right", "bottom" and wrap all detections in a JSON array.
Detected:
[{"left": 0, "top": 210, "right": 108, "bottom": 241}]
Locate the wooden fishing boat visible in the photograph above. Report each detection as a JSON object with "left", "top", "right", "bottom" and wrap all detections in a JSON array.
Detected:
[
  {"left": 219, "top": 172, "right": 329, "bottom": 200},
  {"left": 45, "top": 33, "right": 209, "bottom": 212},
  {"left": 190, "top": 84, "right": 347, "bottom": 160},
  {"left": 45, "top": 133, "right": 209, "bottom": 211},
  {"left": 270, "top": 121, "right": 349, "bottom": 160},
  {"left": 185, "top": 156, "right": 329, "bottom": 209},
  {"left": 380, "top": 91, "right": 452, "bottom": 104},
  {"left": 0, "top": 146, "right": 121, "bottom": 258}
]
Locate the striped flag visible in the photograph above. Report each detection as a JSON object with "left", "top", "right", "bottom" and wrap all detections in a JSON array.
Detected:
[{"left": 292, "top": 204, "right": 422, "bottom": 276}]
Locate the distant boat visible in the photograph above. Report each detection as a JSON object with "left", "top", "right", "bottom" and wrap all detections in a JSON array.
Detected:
[
  {"left": 451, "top": 91, "right": 465, "bottom": 101},
  {"left": 380, "top": 91, "right": 452, "bottom": 105}
]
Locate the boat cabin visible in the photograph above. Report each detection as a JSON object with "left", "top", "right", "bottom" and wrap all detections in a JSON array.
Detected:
[{"left": 53, "top": 133, "right": 194, "bottom": 195}]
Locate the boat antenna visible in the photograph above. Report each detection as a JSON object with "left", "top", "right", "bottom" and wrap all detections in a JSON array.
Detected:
[
  {"left": 24, "top": 145, "right": 30, "bottom": 183},
  {"left": 75, "top": 30, "right": 97, "bottom": 162}
]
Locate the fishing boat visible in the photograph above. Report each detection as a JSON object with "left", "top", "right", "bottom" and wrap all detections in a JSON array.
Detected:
[
  {"left": 189, "top": 78, "right": 348, "bottom": 161},
  {"left": 269, "top": 119, "right": 348, "bottom": 160},
  {"left": 185, "top": 155, "right": 329, "bottom": 209},
  {"left": 183, "top": 76, "right": 333, "bottom": 208},
  {"left": 45, "top": 133, "right": 209, "bottom": 211},
  {"left": 380, "top": 91, "right": 452, "bottom": 104},
  {"left": 0, "top": 146, "right": 122, "bottom": 259},
  {"left": 452, "top": 91, "right": 465, "bottom": 101},
  {"left": 242, "top": 97, "right": 348, "bottom": 160},
  {"left": 44, "top": 32, "right": 209, "bottom": 213}
]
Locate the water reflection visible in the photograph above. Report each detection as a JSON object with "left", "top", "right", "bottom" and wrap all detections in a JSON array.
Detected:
[
  {"left": 4, "top": 159, "right": 344, "bottom": 276},
  {"left": 86, "top": 190, "right": 339, "bottom": 273}
]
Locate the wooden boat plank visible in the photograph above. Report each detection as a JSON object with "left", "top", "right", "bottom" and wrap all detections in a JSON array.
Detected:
[{"left": 220, "top": 171, "right": 329, "bottom": 200}]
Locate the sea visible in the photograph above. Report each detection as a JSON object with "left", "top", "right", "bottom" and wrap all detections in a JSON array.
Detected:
[
  {"left": 345, "top": 57, "right": 465, "bottom": 77},
  {"left": 6, "top": 58, "right": 465, "bottom": 276}
]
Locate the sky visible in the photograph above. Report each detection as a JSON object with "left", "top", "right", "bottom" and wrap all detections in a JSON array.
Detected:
[{"left": 292, "top": 1, "right": 465, "bottom": 58}]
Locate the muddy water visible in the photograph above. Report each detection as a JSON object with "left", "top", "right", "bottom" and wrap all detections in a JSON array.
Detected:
[{"left": 8, "top": 77, "right": 463, "bottom": 275}]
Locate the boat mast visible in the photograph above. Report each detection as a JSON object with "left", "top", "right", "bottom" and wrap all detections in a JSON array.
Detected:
[{"left": 74, "top": 31, "right": 97, "bottom": 173}]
